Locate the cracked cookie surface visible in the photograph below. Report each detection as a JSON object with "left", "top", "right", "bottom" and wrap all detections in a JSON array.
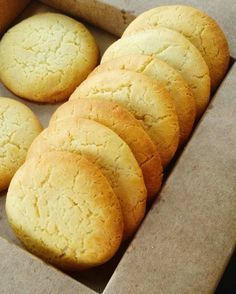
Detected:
[
  {"left": 0, "top": 13, "right": 99, "bottom": 102},
  {"left": 50, "top": 98, "right": 163, "bottom": 199},
  {"left": 123, "top": 5, "right": 230, "bottom": 90},
  {"left": 92, "top": 55, "right": 196, "bottom": 145},
  {"left": 101, "top": 28, "right": 210, "bottom": 118},
  {"left": 6, "top": 151, "right": 123, "bottom": 270},
  {"left": 27, "top": 118, "right": 147, "bottom": 239},
  {"left": 70, "top": 69, "right": 180, "bottom": 167},
  {"left": 0, "top": 97, "right": 42, "bottom": 191}
]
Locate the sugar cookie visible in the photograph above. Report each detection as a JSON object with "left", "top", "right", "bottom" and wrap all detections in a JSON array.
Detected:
[
  {"left": 0, "top": 13, "right": 99, "bottom": 102},
  {"left": 27, "top": 118, "right": 147, "bottom": 239},
  {"left": 123, "top": 5, "right": 230, "bottom": 90},
  {"left": 92, "top": 55, "right": 196, "bottom": 144},
  {"left": 6, "top": 151, "right": 123, "bottom": 270},
  {"left": 70, "top": 70, "right": 180, "bottom": 166},
  {"left": 0, "top": 97, "right": 42, "bottom": 191},
  {"left": 50, "top": 98, "right": 163, "bottom": 199},
  {"left": 102, "top": 28, "right": 210, "bottom": 117}
]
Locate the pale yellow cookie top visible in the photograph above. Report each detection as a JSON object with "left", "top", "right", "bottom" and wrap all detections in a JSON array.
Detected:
[
  {"left": 0, "top": 12, "right": 99, "bottom": 103},
  {"left": 123, "top": 5, "right": 230, "bottom": 90},
  {"left": 70, "top": 69, "right": 180, "bottom": 166},
  {"left": 6, "top": 151, "right": 123, "bottom": 270},
  {"left": 50, "top": 98, "right": 163, "bottom": 199},
  {"left": 92, "top": 55, "right": 196, "bottom": 145},
  {"left": 102, "top": 27, "right": 210, "bottom": 117},
  {"left": 27, "top": 117, "right": 147, "bottom": 239},
  {"left": 0, "top": 97, "right": 42, "bottom": 191}
]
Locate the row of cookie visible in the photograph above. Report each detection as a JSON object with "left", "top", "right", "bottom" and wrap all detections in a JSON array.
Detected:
[
  {"left": 6, "top": 150, "right": 125, "bottom": 270},
  {"left": 100, "top": 5, "right": 229, "bottom": 115},
  {"left": 3, "top": 68, "right": 199, "bottom": 266},
  {"left": 6, "top": 106, "right": 150, "bottom": 269},
  {"left": 17, "top": 100, "right": 153, "bottom": 237},
  {"left": 5, "top": 69, "right": 173, "bottom": 269},
  {"left": 122, "top": 5, "right": 230, "bottom": 91},
  {"left": 3, "top": 13, "right": 147, "bottom": 270},
  {"left": 68, "top": 5, "right": 229, "bottom": 167},
  {"left": 6, "top": 6, "right": 230, "bottom": 271},
  {"left": 4, "top": 55, "right": 192, "bottom": 269}
]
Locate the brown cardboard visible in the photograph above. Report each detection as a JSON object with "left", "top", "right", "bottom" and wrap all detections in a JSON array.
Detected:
[
  {"left": 0, "top": 236, "right": 95, "bottom": 294},
  {"left": 40, "top": 0, "right": 236, "bottom": 59},
  {"left": 0, "top": 1, "right": 235, "bottom": 293}
]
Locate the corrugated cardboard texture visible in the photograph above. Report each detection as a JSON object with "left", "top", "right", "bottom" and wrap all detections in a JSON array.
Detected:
[
  {"left": 40, "top": 0, "right": 236, "bottom": 59},
  {"left": 0, "top": 236, "right": 95, "bottom": 294}
]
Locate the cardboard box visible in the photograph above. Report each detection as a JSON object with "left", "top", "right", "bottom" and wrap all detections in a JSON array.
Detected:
[{"left": 0, "top": 1, "right": 235, "bottom": 293}]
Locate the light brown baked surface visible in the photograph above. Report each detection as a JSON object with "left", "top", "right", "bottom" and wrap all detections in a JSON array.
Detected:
[
  {"left": 50, "top": 98, "right": 163, "bottom": 199},
  {"left": 0, "top": 12, "right": 99, "bottom": 103},
  {"left": 123, "top": 5, "right": 230, "bottom": 90},
  {"left": 101, "top": 28, "right": 210, "bottom": 117},
  {"left": 92, "top": 55, "right": 196, "bottom": 145},
  {"left": 70, "top": 70, "right": 180, "bottom": 166},
  {"left": 0, "top": 97, "right": 42, "bottom": 191},
  {"left": 6, "top": 151, "right": 123, "bottom": 270},
  {"left": 27, "top": 117, "right": 147, "bottom": 239}
]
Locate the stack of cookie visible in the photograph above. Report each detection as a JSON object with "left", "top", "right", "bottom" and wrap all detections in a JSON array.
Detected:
[{"left": 6, "top": 5, "right": 229, "bottom": 271}]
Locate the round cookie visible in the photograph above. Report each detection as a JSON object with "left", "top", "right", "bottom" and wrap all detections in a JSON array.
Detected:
[
  {"left": 91, "top": 55, "right": 196, "bottom": 145},
  {"left": 70, "top": 70, "right": 180, "bottom": 167},
  {"left": 123, "top": 5, "right": 230, "bottom": 90},
  {"left": 101, "top": 28, "right": 210, "bottom": 117},
  {"left": 0, "top": 13, "right": 99, "bottom": 103},
  {"left": 27, "top": 118, "right": 147, "bottom": 239},
  {"left": 0, "top": 97, "right": 42, "bottom": 192},
  {"left": 50, "top": 98, "right": 163, "bottom": 199},
  {"left": 6, "top": 151, "right": 123, "bottom": 270}
]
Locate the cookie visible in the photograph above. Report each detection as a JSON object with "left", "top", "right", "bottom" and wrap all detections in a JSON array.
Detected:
[
  {"left": 0, "top": 97, "right": 42, "bottom": 191},
  {"left": 50, "top": 98, "right": 163, "bottom": 199},
  {"left": 6, "top": 151, "right": 123, "bottom": 270},
  {"left": 70, "top": 70, "right": 180, "bottom": 167},
  {"left": 101, "top": 28, "right": 210, "bottom": 117},
  {"left": 27, "top": 118, "right": 147, "bottom": 239},
  {"left": 92, "top": 55, "right": 196, "bottom": 145},
  {"left": 0, "top": 13, "right": 99, "bottom": 103},
  {"left": 123, "top": 5, "right": 230, "bottom": 90}
]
